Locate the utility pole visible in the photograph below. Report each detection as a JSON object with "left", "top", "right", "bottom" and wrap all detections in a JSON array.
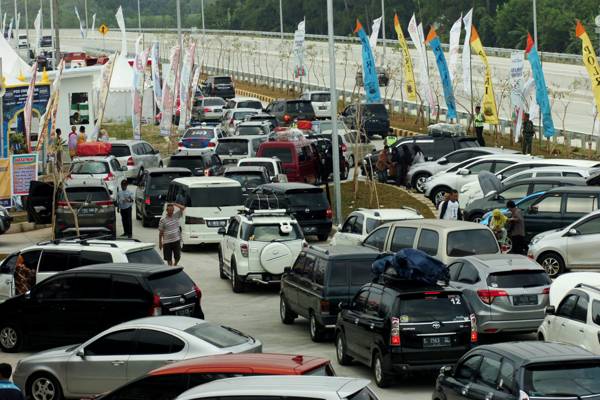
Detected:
[
  {"left": 51, "top": 0, "right": 59, "bottom": 65},
  {"left": 13, "top": 0, "right": 18, "bottom": 42},
  {"left": 176, "top": 0, "right": 182, "bottom": 50},
  {"left": 84, "top": 0, "right": 88, "bottom": 34},
  {"left": 49, "top": 0, "right": 54, "bottom": 64},
  {"left": 39, "top": 0, "right": 42, "bottom": 32},
  {"left": 279, "top": 0, "right": 283, "bottom": 39},
  {"left": 24, "top": 0, "right": 28, "bottom": 36},
  {"left": 381, "top": 0, "right": 386, "bottom": 66},
  {"left": 532, "top": 0, "right": 538, "bottom": 50},
  {"left": 137, "top": 0, "right": 141, "bottom": 34}
]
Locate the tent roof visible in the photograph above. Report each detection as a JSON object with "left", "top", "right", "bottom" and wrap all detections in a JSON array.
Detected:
[
  {"left": 0, "top": 35, "right": 32, "bottom": 83},
  {"left": 109, "top": 54, "right": 133, "bottom": 90}
]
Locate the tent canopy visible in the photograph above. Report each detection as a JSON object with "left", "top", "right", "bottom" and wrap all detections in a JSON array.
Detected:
[
  {"left": 108, "top": 54, "right": 133, "bottom": 91},
  {"left": 0, "top": 34, "right": 32, "bottom": 84}
]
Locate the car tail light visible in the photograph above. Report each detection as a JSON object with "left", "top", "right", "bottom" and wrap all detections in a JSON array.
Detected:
[
  {"left": 145, "top": 197, "right": 151, "bottom": 205},
  {"left": 425, "top": 291, "right": 441, "bottom": 295},
  {"left": 127, "top": 157, "right": 135, "bottom": 166},
  {"left": 178, "top": 141, "right": 184, "bottom": 147},
  {"left": 103, "top": 172, "right": 115, "bottom": 182},
  {"left": 56, "top": 201, "right": 69, "bottom": 208},
  {"left": 203, "top": 107, "right": 211, "bottom": 112},
  {"left": 193, "top": 284, "right": 202, "bottom": 299},
  {"left": 186, "top": 216, "right": 205, "bottom": 224},
  {"left": 96, "top": 200, "right": 114, "bottom": 207},
  {"left": 341, "top": 143, "right": 347, "bottom": 152},
  {"left": 283, "top": 114, "right": 291, "bottom": 123},
  {"left": 149, "top": 294, "right": 162, "bottom": 316},
  {"left": 542, "top": 287, "right": 550, "bottom": 295},
  {"left": 470, "top": 314, "right": 478, "bottom": 343},
  {"left": 390, "top": 317, "right": 401, "bottom": 346},
  {"left": 326, "top": 208, "right": 333, "bottom": 219},
  {"left": 320, "top": 300, "right": 330, "bottom": 313},
  {"left": 240, "top": 243, "right": 249, "bottom": 257},
  {"left": 477, "top": 289, "right": 508, "bottom": 305},
  {"left": 208, "top": 142, "right": 216, "bottom": 147}
]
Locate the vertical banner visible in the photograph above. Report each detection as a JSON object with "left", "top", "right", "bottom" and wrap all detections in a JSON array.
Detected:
[
  {"left": 0, "top": 159, "right": 10, "bottom": 208},
  {"left": 448, "top": 15, "right": 462, "bottom": 85},
  {"left": 470, "top": 26, "right": 499, "bottom": 125},
  {"left": 509, "top": 51, "right": 525, "bottom": 142},
  {"left": 115, "top": 6, "right": 127, "bottom": 56},
  {"left": 178, "top": 42, "right": 196, "bottom": 132},
  {"left": 91, "top": 14, "right": 96, "bottom": 33},
  {"left": 159, "top": 46, "right": 181, "bottom": 137},
  {"left": 151, "top": 41, "right": 163, "bottom": 111},
  {"left": 525, "top": 33, "right": 554, "bottom": 137},
  {"left": 369, "top": 16, "right": 382, "bottom": 51},
  {"left": 132, "top": 36, "right": 149, "bottom": 140},
  {"left": 36, "top": 60, "right": 65, "bottom": 151},
  {"left": 7, "top": 18, "right": 13, "bottom": 41},
  {"left": 461, "top": 9, "right": 473, "bottom": 95},
  {"left": 393, "top": 14, "right": 417, "bottom": 101},
  {"left": 408, "top": 14, "right": 435, "bottom": 110},
  {"left": 93, "top": 53, "right": 117, "bottom": 140},
  {"left": 24, "top": 63, "right": 39, "bottom": 151},
  {"left": 576, "top": 20, "right": 600, "bottom": 118},
  {"left": 74, "top": 7, "right": 85, "bottom": 39},
  {"left": 354, "top": 20, "right": 381, "bottom": 104},
  {"left": 1, "top": 13, "right": 6, "bottom": 35},
  {"left": 33, "top": 8, "right": 42, "bottom": 53},
  {"left": 426, "top": 28, "right": 457, "bottom": 119},
  {"left": 188, "top": 65, "right": 201, "bottom": 123},
  {"left": 11, "top": 153, "right": 38, "bottom": 197},
  {"left": 293, "top": 20, "right": 306, "bottom": 78}
]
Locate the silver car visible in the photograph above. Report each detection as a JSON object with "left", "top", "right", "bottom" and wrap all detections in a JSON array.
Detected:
[
  {"left": 193, "top": 96, "right": 227, "bottom": 121},
  {"left": 448, "top": 254, "right": 551, "bottom": 334},
  {"left": 13, "top": 316, "right": 261, "bottom": 400},
  {"left": 110, "top": 140, "right": 163, "bottom": 181}
]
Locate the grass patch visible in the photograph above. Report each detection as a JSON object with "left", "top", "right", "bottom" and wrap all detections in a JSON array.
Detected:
[{"left": 102, "top": 122, "right": 172, "bottom": 156}]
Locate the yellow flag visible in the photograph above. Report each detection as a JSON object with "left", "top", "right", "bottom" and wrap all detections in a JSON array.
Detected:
[
  {"left": 394, "top": 14, "right": 417, "bottom": 101},
  {"left": 470, "top": 26, "right": 499, "bottom": 125},
  {"left": 576, "top": 20, "right": 600, "bottom": 115}
]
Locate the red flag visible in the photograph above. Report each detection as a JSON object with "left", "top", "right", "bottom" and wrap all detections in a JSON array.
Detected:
[
  {"left": 354, "top": 20, "right": 363, "bottom": 33},
  {"left": 525, "top": 32, "right": 535, "bottom": 54},
  {"left": 425, "top": 27, "right": 437, "bottom": 43}
]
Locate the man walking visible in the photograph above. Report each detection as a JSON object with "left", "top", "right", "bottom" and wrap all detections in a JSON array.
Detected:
[
  {"left": 507, "top": 200, "right": 526, "bottom": 255},
  {"left": 0, "top": 363, "right": 25, "bottom": 400},
  {"left": 117, "top": 181, "right": 134, "bottom": 238},
  {"left": 159, "top": 202, "right": 186, "bottom": 266},
  {"left": 474, "top": 106, "right": 486, "bottom": 146},
  {"left": 439, "top": 190, "right": 463, "bottom": 220},
  {"left": 522, "top": 113, "right": 535, "bottom": 154}
]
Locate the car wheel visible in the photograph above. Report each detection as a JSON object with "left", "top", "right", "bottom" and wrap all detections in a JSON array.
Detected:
[
  {"left": 412, "top": 172, "right": 431, "bottom": 193},
  {"left": 231, "top": 260, "right": 245, "bottom": 293},
  {"left": 468, "top": 211, "right": 484, "bottom": 223},
  {"left": 280, "top": 295, "right": 296, "bottom": 324},
  {"left": 158, "top": 161, "right": 164, "bottom": 168},
  {"left": 218, "top": 248, "right": 227, "bottom": 279},
  {"left": 28, "top": 373, "right": 63, "bottom": 400},
  {"left": 141, "top": 214, "right": 152, "bottom": 227},
  {"left": 336, "top": 331, "right": 352, "bottom": 365},
  {"left": 317, "top": 233, "right": 328, "bottom": 241},
  {"left": 309, "top": 312, "right": 326, "bottom": 342},
  {"left": 538, "top": 252, "right": 565, "bottom": 278},
  {"left": 0, "top": 324, "right": 22, "bottom": 352},
  {"left": 373, "top": 351, "right": 392, "bottom": 388},
  {"left": 431, "top": 186, "right": 451, "bottom": 206},
  {"left": 538, "top": 333, "right": 545, "bottom": 341}
]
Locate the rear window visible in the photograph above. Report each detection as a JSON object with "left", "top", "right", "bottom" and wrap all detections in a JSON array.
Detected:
[
  {"left": 304, "top": 364, "right": 335, "bottom": 376},
  {"left": 148, "top": 172, "right": 191, "bottom": 193},
  {"left": 232, "top": 111, "right": 257, "bottom": 120},
  {"left": 216, "top": 140, "right": 249, "bottom": 156},
  {"left": 237, "top": 126, "right": 266, "bottom": 136},
  {"left": 261, "top": 147, "right": 293, "bottom": 163},
  {"left": 184, "top": 323, "right": 248, "bottom": 348},
  {"left": 523, "top": 363, "right": 600, "bottom": 397},
  {"left": 213, "top": 77, "right": 232, "bottom": 85},
  {"left": 288, "top": 190, "right": 329, "bottom": 208},
  {"left": 188, "top": 187, "right": 243, "bottom": 207},
  {"left": 71, "top": 161, "right": 109, "bottom": 174},
  {"left": 311, "top": 93, "right": 330, "bottom": 102},
  {"left": 240, "top": 161, "right": 275, "bottom": 175},
  {"left": 399, "top": 293, "right": 469, "bottom": 323},
  {"left": 241, "top": 223, "right": 302, "bottom": 242},
  {"left": 447, "top": 229, "right": 499, "bottom": 257},
  {"left": 168, "top": 156, "right": 205, "bottom": 170},
  {"left": 61, "top": 187, "right": 110, "bottom": 202},
  {"left": 110, "top": 145, "right": 131, "bottom": 157},
  {"left": 184, "top": 129, "right": 215, "bottom": 138},
  {"left": 148, "top": 271, "right": 195, "bottom": 297},
  {"left": 126, "top": 248, "right": 164, "bottom": 264},
  {"left": 225, "top": 172, "right": 268, "bottom": 188},
  {"left": 287, "top": 101, "right": 313, "bottom": 113},
  {"left": 487, "top": 270, "right": 551, "bottom": 288},
  {"left": 203, "top": 98, "right": 225, "bottom": 106},
  {"left": 238, "top": 101, "right": 262, "bottom": 109},
  {"left": 364, "top": 104, "right": 388, "bottom": 117}
]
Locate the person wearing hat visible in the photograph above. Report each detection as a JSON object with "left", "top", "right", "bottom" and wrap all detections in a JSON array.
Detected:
[
  {"left": 522, "top": 112, "right": 535, "bottom": 154},
  {"left": 488, "top": 209, "right": 508, "bottom": 245}
]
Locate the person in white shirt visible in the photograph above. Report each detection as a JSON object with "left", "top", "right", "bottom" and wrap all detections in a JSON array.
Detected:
[{"left": 438, "top": 189, "right": 463, "bottom": 220}]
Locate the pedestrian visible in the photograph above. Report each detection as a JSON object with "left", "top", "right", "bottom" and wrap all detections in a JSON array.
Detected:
[
  {"left": 159, "top": 202, "right": 186, "bottom": 266},
  {"left": 68, "top": 125, "right": 78, "bottom": 158},
  {"left": 488, "top": 209, "right": 508, "bottom": 245},
  {"left": 98, "top": 128, "right": 110, "bottom": 142},
  {"left": 0, "top": 363, "right": 25, "bottom": 400},
  {"left": 385, "top": 128, "right": 397, "bottom": 147},
  {"left": 397, "top": 144, "right": 412, "bottom": 187},
  {"left": 376, "top": 145, "right": 391, "bottom": 183},
  {"left": 14, "top": 255, "right": 35, "bottom": 295},
  {"left": 522, "top": 112, "right": 535, "bottom": 154},
  {"left": 474, "top": 105, "right": 486, "bottom": 146},
  {"left": 439, "top": 189, "right": 463, "bottom": 220},
  {"left": 117, "top": 180, "right": 134, "bottom": 238},
  {"left": 507, "top": 200, "right": 526, "bottom": 255},
  {"left": 412, "top": 145, "right": 425, "bottom": 165},
  {"left": 78, "top": 126, "right": 87, "bottom": 144}
]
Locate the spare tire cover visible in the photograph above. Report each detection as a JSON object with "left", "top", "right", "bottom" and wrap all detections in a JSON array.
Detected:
[{"left": 260, "top": 242, "right": 294, "bottom": 274}]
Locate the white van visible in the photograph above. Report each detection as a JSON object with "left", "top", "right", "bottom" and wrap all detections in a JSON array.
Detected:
[{"left": 166, "top": 177, "right": 244, "bottom": 249}]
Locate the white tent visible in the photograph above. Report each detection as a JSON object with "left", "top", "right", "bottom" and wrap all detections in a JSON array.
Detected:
[{"left": 0, "top": 34, "right": 31, "bottom": 83}]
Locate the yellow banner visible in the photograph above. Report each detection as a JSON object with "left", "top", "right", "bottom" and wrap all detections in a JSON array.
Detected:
[
  {"left": 0, "top": 159, "right": 10, "bottom": 207},
  {"left": 470, "top": 26, "right": 499, "bottom": 125},
  {"left": 576, "top": 20, "right": 600, "bottom": 115},
  {"left": 394, "top": 14, "right": 417, "bottom": 101}
]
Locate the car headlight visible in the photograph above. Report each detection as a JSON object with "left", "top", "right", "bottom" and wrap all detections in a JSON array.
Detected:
[{"left": 530, "top": 235, "right": 542, "bottom": 245}]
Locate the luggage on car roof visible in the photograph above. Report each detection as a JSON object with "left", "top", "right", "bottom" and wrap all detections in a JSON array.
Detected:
[
  {"left": 77, "top": 142, "right": 112, "bottom": 156},
  {"left": 372, "top": 248, "right": 450, "bottom": 286}
]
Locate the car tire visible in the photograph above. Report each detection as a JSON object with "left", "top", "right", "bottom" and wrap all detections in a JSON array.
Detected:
[
  {"left": 412, "top": 172, "right": 431, "bottom": 194},
  {"left": 218, "top": 248, "right": 227, "bottom": 279},
  {"left": 373, "top": 351, "right": 392, "bottom": 388},
  {"left": 431, "top": 186, "right": 451, "bottom": 206},
  {"left": 141, "top": 215, "right": 152, "bottom": 228},
  {"left": 309, "top": 312, "right": 326, "bottom": 342},
  {"left": 538, "top": 252, "right": 565, "bottom": 278},
  {"left": 280, "top": 295, "right": 296, "bottom": 324},
  {"left": 467, "top": 211, "right": 484, "bottom": 223},
  {"left": 27, "top": 373, "right": 63, "bottom": 400},
  {"left": 538, "top": 333, "right": 545, "bottom": 341},
  {"left": 336, "top": 331, "right": 352, "bottom": 365},
  {"left": 136, "top": 168, "right": 144, "bottom": 185},
  {"left": 231, "top": 260, "right": 245, "bottom": 293},
  {"left": 317, "top": 233, "right": 328, "bottom": 241},
  {"left": 0, "top": 324, "right": 22, "bottom": 352},
  {"left": 158, "top": 161, "right": 164, "bottom": 168}
]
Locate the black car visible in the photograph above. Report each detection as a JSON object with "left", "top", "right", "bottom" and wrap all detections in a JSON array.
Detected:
[
  {"left": 280, "top": 245, "right": 379, "bottom": 341},
  {"left": 223, "top": 166, "right": 270, "bottom": 201},
  {"left": 265, "top": 99, "right": 316, "bottom": 126},
  {"left": 135, "top": 167, "right": 192, "bottom": 226},
  {"left": 341, "top": 103, "right": 390, "bottom": 138},
  {"left": 246, "top": 183, "right": 333, "bottom": 241},
  {"left": 433, "top": 341, "right": 600, "bottom": 400},
  {"left": 202, "top": 75, "right": 235, "bottom": 99},
  {"left": 307, "top": 136, "right": 349, "bottom": 181},
  {"left": 0, "top": 263, "right": 203, "bottom": 352},
  {"left": 335, "top": 279, "right": 476, "bottom": 387},
  {"left": 167, "top": 150, "right": 224, "bottom": 176}
]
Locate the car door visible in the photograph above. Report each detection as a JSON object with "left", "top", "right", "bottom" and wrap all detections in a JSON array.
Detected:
[
  {"left": 588, "top": 300, "right": 600, "bottom": 354},
  {"left": 440, "top": 354, "right": 484, "bottom": 400},
  {"left": 566, "top": 215, "right": 600, "bottom": 268},
  {"left": 223, "top": 218, "right": 239, "bottom": 269},
  {"left": 558, "top": 293, "right": 589, "bottom": 348},
  {"left": 284, "top": 254, "right": 306, "bottom": 313},
  {"left": 100, "top": 374, "right": 190, "bottom": 400},
  {"left": 564, "top": 194, "right": 599, "bottom": 228},
  {"left": 37, "top": 250, "right": 81, "bottom": 283},
  {"left": 295, "top": 254, "right": 316, "bottom": 318},
  {"left": 25, "top": 181, "right": 54, "bottom": 224},
  {"left": 335, "top": 215, "right": 358, "bottom": 246},
  {"left": 545, "top": 293, "right": 579, "bottom": 343},
  {"left": 469, "top": 354, "right": 506, "bottom": 400},
  {"left": 389, "top": 226, "right": 418, "bottom": 252},
  {"left": 525, "top": 193, "right": 563, "bottom": 239},
  {"left": 356, "top": 287, "right": 384, "bottom": 360},
  {"left": 342, "top": 288, "right": 369, "bottom": 359},
  {"left": 416, "top": 229, "right": 440, "bottom": 258},
  {"left": 66, "top": 328, "right": 136, "bottom": 396},
  {"left": 362, "top": 225, "right": 390, "bottom": 251},
  {"left": 0, "top": 253, "right": 18, "bottom": 301},
  {"left": 126, "top": 328, "right": 187, "bottom": 380}
]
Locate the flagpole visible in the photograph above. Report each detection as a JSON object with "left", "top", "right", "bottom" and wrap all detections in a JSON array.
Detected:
[
  {"left": 24, "top": 0, "right": 28, "bottom": 36},
  {"left": 13, "top": 0, "right": 17, "bottom": 44},
  {"left": 84, "top": 0, "right": 88, "bottom": 35},
  {"left": 381, "top": 0, "right": 386, "bottom": 66}
]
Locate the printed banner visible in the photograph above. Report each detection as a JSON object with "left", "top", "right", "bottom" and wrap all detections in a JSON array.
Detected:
[
  {"left": 133, "top": 36, "right": 149, "bottom": 140},
  {"left": 1, "top": 13, "right": 6, "bottom": 36},
  {"left": 0, "top": 159, "right": 10, "bottom": 208},
  {"left": 160, "top": 46, "right": 181, "bottom": 137},
  {"left": 576, "top": 21, "right": 600, "bottom": 121},
  {"left": 393, "top": 14, "right": 416, "bottom": 101},
  {"left": 293, "top": 20, "right": 306, "bottom": 78},
  {"left": 151, "top": 41, "right": 163, "bottom": 111},
  {"left": 510, "top": 51, "right": 525, "bottom": 142},
  {"left": 369, "top": 16, "right": 382, "bottom": 51},
  {"left": 11, "top": 153, "right": 38, "bottom": 197},
  {"left": 7, "top": 18, "right": 12, "bottom": 44},
  {"left": 470, "top": 26, "right": 499, "bottom": 124},
  {"left": 74, "top": 6, "right": 85, "bottom": 39},
  {"left": 36, "top": 60, "right": 65, "bottom": 151},
  {"left": 525, "top": 33, "right": 554, "bottom": 137},
  {"left": 178, "top": 41, "right": 197, "bottom": 132},
  {"left": 93, "top": 53, "right": 117, "bottom": 140},
  {"left": 426, "top": 28, "right": 457, "bottom": 119},
  {"left": 462, "top": 9, "right": 473, "bottom": 95},
  {"left": 354, "top": 20, "right": 381, "bottom": 104},
  {"left": 91, "top": 13, "right": 96, "bottom": 33},
  {"left": 188, "top": 65, "right": 201, "bottom": 122},
  {"left": 448, "top": 15, "right": 462, "bottom": 85},
  {"left": 408, "top": 14, "right": 435, "bottom": 109},
  {"left": 24, "top": 63, "right": 38, "bottom": 151},
  {"left": 115, "top": 6, "right": 127, "bottom": 56}
]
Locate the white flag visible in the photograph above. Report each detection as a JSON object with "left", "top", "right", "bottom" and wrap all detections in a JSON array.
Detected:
[
  {"left": 91, "top": 14, "right": 96, "bottom": 33},
  {"left": 369, "top": 16, "right": 382, "bottom": 51},
  {"left": 293, "top": 19, "right": 306, "bottom": 78},
  {"left": 151, "top": 41, "right": 163, "bottom": 111},
  {"left": 448, "top": 15, "right": 462, "bottom": 85},
  {"left": 115, "top": 6, "right": 127, "bottom": 56},
  {"left": 510, "top": 51, "right": 525, "bottom": 142},
  {"left": 34, "top": 9, "right": 42, "bottom": 52},
  {"left": 15, "top": 13, "right": 19, "bottom": 34},
  {"left": 7, "top": 17, "right": 13, "bottom": 40},
  {"left": 407, "top": 15, "right": 435, "bottom": 110},
  {"left": 74, "top": 7, "right": 85, "bottom": 39},
  {"left": 1, "top": 13, "right": 6, "bottom": 35},
  {"left": 462, "top": 8, "right": 473, "bottom": 95}
]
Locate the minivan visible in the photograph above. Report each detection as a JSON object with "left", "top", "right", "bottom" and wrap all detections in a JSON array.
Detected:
[
  {"left": 167, "top": 150, "right": 224, "bottom": 177},
  {"left": 166, "top": 177, "right": 244, "bottom": 248},
  {"left": 257, "top": 140, "right": 319, "bottom": 184},
  {"left": 265, "top": 99, "right": 316, "bottom": 126},
  {"left": 341, "top": 103, "right": 390, "bottom": 138},
  {"left": 216, "top": 136, "right": 268, "bottom": 166},
  {"left": 202, "top": 75, "right": 235, "bottom": 99}
]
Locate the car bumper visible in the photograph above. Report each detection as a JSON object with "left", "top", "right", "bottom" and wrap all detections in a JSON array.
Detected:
[
  {"left": 477, "top": 317, "right": 544, "bottom": 333},
  {"left": 183, "top": 230, "right": 223, "bottom": 244},
  {"left": 243, "top": 272, "right": 283, "bottom": 285},
  {"left": 299, "top": 221, "right": 332, "bottom": 236},
  {"left": 387, "top": 349, "right": 468, "bottom": 372}
]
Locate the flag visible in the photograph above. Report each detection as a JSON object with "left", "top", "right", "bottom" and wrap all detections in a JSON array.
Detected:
[
  {"left": 462, "top": 8, "right": 473, "bottom": 95},
  {"left": 448, "top": 15, "right": 462, "bottom": 84},
  {"left": 188, "top": 65, "right": 201, "bottom": 121},
  {"left": 525, "top": 33, "right": 554, "bottom": 137},
  {"left": 151, "top": 41, "right": 163, "bottom": 111},
  {"left": 576, "top": 20, "right": 600, "bottom": 121},
  {"left": 393, "top": 14, "right": 416, "bottom": 101},
  {"left": 133, "top": 36, "right": 149, "bottom": 140},
  {"left": 369, "top": 16, "right": 382, "bottom": 51},
  {"left": 178, "top": 42, "right": 197, "bottom": 132},
  {"left": 36, "top": 60, "right": 65, "bottom": 151},
  {"left": 91, "top": 14, "right": 96, "bottom": 33},
  {"left": 7, "top": 17, "right": 13, "bottom": 40},
  {"left": 14, "top": 12, "right": 19, "bottom": 35},
  {"left": 74, "top": 7, "right": 85, "bottom": 39},
  {"left": 93, "top": 52, "right": 118, "bottom": 140},
  {"left": 33, "top": 8, "right": 42, "bottom": 53},
  {"left": 293, "top": 20, "right": 306, "bottom": 78},
  {"left": 354, "top": 20, "right": 381, "bottom": 103},
  {"left": 470, "top": 25, "right": 499, "bottom": 125},
  {"left": 510, "top": 51, "right": 525, "bottom": 142},
  {"left": 407, "top": 14, "right": 435, "bottom": 109},
  {"left": 2, "top": 13, "right": 6, "bottom": 35},
  {"left": 426, "top": 28, "right": 457, "bottom": 119},
  {"left": 24, "top": 63, "right": 38, "bottom": 151},
  {"left": 160, "top": 46, "right": 181, "bottom": 137},
  {"left": 115, "top": 6, "right": 127, "bottom": 56}
]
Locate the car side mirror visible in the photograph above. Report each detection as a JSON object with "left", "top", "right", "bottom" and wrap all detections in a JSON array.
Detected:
[
  {"left": 497, "top": 173, "right": 505, "bottom": 181},
  {"left": 283, "top": 266, "right": 291, "bottom": 274},
  {"left": 457, "top": 168, "right": 470, "bottom": 176},
  {"left": 567, "top": 228, "right": 580, "bottom": 236},
  {"left": 528, "top": 206, "right": 538, "bottom": 215},
  {"left": 76, "top": 348, "right": 86, "bottom": 358},
  {"left": 153, "top": 149, "right": 160, "bottom": 154},
  {"left": 440, "top": 365, "right": 453, "bottom": 376},
  {"left": 438, "top": 157, "right": 448, "bottom": 165},
  {"left": 545, "top": 305, "right": 556, "bottom": 315}
]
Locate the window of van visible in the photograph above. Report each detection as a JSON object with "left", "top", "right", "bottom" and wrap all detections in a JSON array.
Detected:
[
  {"left": 287, "top": 190, "right": 328, "bottom": 208},
  {"left": 216, "top": 140, "right": 249, "bottom": 156},
  {"left": 447, "top": 229, "right": 499, "bottom": 257},
  {"left": 261, "top": 146, "right": 293, "bottom": 163},
  {"left": 188, "top": 186, "right": 243, "bottom": 207}
]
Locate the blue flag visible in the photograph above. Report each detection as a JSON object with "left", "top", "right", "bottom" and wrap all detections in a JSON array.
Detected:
[
  {"left": 426, "top": 28, "right": 457, "bottom": 119},
  {"left": 526, "top": 34, "right": 554, "bottom": 138},
  {"left": 354, "top": 21, "right": 381, "bottom": 103}
]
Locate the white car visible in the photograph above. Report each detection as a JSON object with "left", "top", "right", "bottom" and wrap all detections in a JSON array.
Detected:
[
  {"left": 226, "top": 96, "right": 263, "bottom": 111},
  {"left": 331, "top": 208, "right": 423, "bottom": 247},
  {"left": 300, "top": 91, "right": 332, "bottom": 119},
  {"left": 237, "top": 157, "right": 288, "bottom": 183},
  {"left": 69, "top": 155, "right": 128, "bottom": 199},
  {"left": 222, "top": 108, "right": 261, "bottom": 135},
  {"left": 218, "top": 209, "right": 305, "bottom": 293},
  {"left": 109, "top": 140, "right": 163, "bottom": 181},
  {"left": 528, "top": 209, "right": 600, "bottom": 277},
  {"left": 178, "top": 125, "right": 224, "bottom": 150},
  {"left": 216, "top": 135, "right": 268, "bottom": 166},
  {"left": 234, "top": 121, "right": 271, "bottom": 136}
]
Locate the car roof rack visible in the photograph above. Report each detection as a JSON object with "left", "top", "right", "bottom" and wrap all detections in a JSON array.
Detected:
[
  {"left": 36, "top": 234, "right": 140, "bottom": 247},
  {"left": 308, "top": 245, "right": 329, "bottom": 255},
  {"left": 575, "top": 283, "right": 600, "bottom": 293}
]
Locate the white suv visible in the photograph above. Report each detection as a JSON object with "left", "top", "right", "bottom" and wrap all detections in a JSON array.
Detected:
[
  {"left": 69, "top": 155, "right": 128, "bottom": 199},
  {"left": 218, "top": 209, "right": 305, "bottom": 293},
  {"left": 0, "top": 238, "right": 163, "bottom": 302}
]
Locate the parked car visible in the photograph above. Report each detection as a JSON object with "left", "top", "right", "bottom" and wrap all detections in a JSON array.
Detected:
[
  {"left": 257, "top": 139, "right": 319, "bottom": 184},
  {"left": 234, "top": 121, "right": 272, "bottom": 136},
  {"left": 12, "top": 316, "right": 260, "bottom": 400},
  {"left": 226, "top": 96, "right": 263, "bottom": 111},
  {"left": 502, "top": 165, "right": 593, "bottom": 185},
  {"left": 0, "top": 206, "right": 12, "bottom": 234},
  {"left": 237, "top": 157, "right": 288, "bottom": 183},
  {"left": 0, "top": 263, "right": 203, "bottom": 352},
  {"left": 300, "top": 91, "right": 331, "bottom": 119},
  {"left": 245, "top": 112, "right": 280, "bottom": 130},
  {"left": 331, "top": 208, "right": 423, "bottom": 247},
  {"left": 222, "top": 108, "right": 261, "bottom": 135},
  {"left": 310, "top": 119, "right": 350, "bottom": 135},
  {"left": 135, "top": 167, "right": 192, "bottom": 226},
  {"left": 265, "top": 99, "right": 316, "bottom": 126},
  {"left": 192, "top": 96, "right": 227, "bottom": 121},
  {"left": 246, "top": 183, "right": 332, "bottom": 241},
  {"left": 178, "top": 125, "right": 224, "bottom": 150},
  {"left": 94, "top": 353, "right": 335, "bottom": 400},
  {"left": 309, "top": 130, "right": 374, "bottom": 168},
  {"left": 109, "top": 140, "right": 162, "bottom": 181},
  {"left": 280, "top": 245, "right": 380, "bottom": 341},
  {"left": 69, "top": 155, "right": 128, "bottom": 199},
  {"left": 223, "top": 166, "right": 270, "bottom": 200},
  {"left": 168, "top": 150, "right": 224, "bottom": 177},
  {"left": 362, "top": 220, "right": 500, "bottom": 264},
  {"left": 341, "top": 102, "right": 390, "bottom": 138},
  {"left": 202, "top": 75, "right": 235, "bottom": 99},
  {"left": 216, "top": 136, "right": 268, "bottom": 166},
  {"left": 448, "top": 254, "right": 550, "bottom": 334}
]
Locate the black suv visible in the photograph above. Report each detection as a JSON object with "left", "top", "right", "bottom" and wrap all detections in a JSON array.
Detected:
[
  {"left": 341, "top": 103, "right": 390, "bottom": 138},
  {"left": 433, "top": 341, "right": 600, "bottom": 400},
  {"left": 280, "top": 245, "right": 380, "bottom": 342},
  {"left": 265, "top": 99, "right": 316, "bottom": 126},
  {"left": 168, "top": 150, "right": 224, "bottom": 176},
  {"left": 135, "top": 167, "right": 192, "bottom": 226},
  {"left": 0, "top": 263, "right": 203, "bottom": 352},
  {"left": 246, "top": 183, "right": 333, "bottom": 241},
  {"left": 335, "top": 280, "right": 476, "bottom": 387},
  {"left": 202, "top": 75, "right": 235, "bottom": 99}
]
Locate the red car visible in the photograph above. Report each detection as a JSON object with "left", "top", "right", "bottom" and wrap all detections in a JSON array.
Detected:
[{"left": 93, "top": 353, "right": 334, "bottom": 400}]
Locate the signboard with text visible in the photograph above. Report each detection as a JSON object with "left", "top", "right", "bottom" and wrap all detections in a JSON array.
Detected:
[{"left": 11, "top": 153, "right": 38, "bottom": 196}]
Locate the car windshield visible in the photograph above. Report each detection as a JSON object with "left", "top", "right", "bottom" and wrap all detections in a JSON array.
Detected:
[
  {"left": 487, "top": 270, "right": 551, "bottom": 288},
  {"left": 110, "top": 145, "right": 131, "bottom": 157},
  {"left": 216, "top": 141, "right": 249, "bottom": 156},
  {"left": 168, "top": 156, "right": 205, "bottom": 170},
  {"left": 261, "top": 147, "right": 292, "bottom": 163},
  {"left": 71, "top": 161, "right": 109, "bottom": 174},
  {"left": 317, "top": 120, "right": 347, "bottom": 132},
  {"left": 184, "top": 323, "right": 248, "bottom": 348},
  {"left": 213, "top": 77, "right": 232, "bottom": 85},
  {"left": 225, "top": 172, "right": 267, "bottom": 188},
  {"left": 364, "top": 104, "right": 387, "bottom": 117},
  {"left": 237, "top": 101, "right": 262, "bottom": 109},
  {"left": 240, "top": 161, "right": 275, "bottom": 176},
  {"left": 148, "top": 270, "right": 194, "bottom": 297},
  {"left": 311, "top": 93, "right": 330, "bottom": 102},
  {"left": 398, "top": 293, "right": 469, "bottom": 323},
  {"left": 184, "top": 129, "right": 215, "bottom": 139},
  {"left": 60, "top": 187, "right": 110, "bottom": 202},
  {"left": 148, "top": 173, "right": 191, "bottom": 194},
  {"left": 203, "top": 98, "right": 225, "bottom": 106},
  {"left": 288, "top": 190, "right": 328, "bottom": 209},
  {"left": 233, "top": 111, "right": 257, "bottom": 120},
  {"left": 126, "top": 248, "right": 164, "bottom": 264},
  {"left": 237, "top": 126, "right": 266, "bottom": 136},
  {"left": 287, "top": 101, "right": 313, "bottom": 113},
  {"left": 188, "top": 187, "right": 243, "bottom": 207},
  {"left": 243, "top": 223, "right": 302, "bottom": 241},
  {"left": 447, "top": 229, "right": 499, "bottom": 257},
  {"left": 524, "top": 363, "right": 600, "bottom": 397}
]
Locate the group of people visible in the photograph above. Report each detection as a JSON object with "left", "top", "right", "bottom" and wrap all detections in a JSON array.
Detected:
[
  {"left": 474, "top": 105, "right": 536, "bottom": 155},
  {"left": 375, "top": 141, "right": 425, "bottom": 187},
  {"left": 65, "top": 126, "right": 111, "bottom": 158}
]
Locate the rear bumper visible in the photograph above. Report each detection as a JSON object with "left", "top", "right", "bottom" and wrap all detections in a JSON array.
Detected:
[
  {"left": 478, "top": 317, "right": 544, "bottom": 333},
  {"left": 243, "top": 272, "right": 282, "bottom": 285},
  {"left": 183, "top": 230, "right": 223, "bottom": 244},
  {"left": 298, "top": 221, "right": 332, "bottom": 236},
  {"left": 387, "top": 348, "right": 470, "bottom": 373}
]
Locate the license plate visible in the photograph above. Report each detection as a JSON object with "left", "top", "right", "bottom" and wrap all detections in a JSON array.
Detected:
[
  {"left": 319, "top": 106, "right": 327, "bottom": 110},
  {"left": 302, "top": 226, "right": 317, "bottom": 233},
  {"left": 513, "top": 295, "right": 538, "bottom": 306},
  {"left": 207, "top": 220, "right": 227, "bottom": 227},
  {"left": 174, "top": 306, "right": 193, "bottom": 316},
  {"left": 79, "top": 207, "right": 96, "bottom": 214},
  {"left": 223, "top": 159, "right": 237, "bottom": 164},
  {"left": 423, "top": 336, "right": 452, "bottom": 348}
]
